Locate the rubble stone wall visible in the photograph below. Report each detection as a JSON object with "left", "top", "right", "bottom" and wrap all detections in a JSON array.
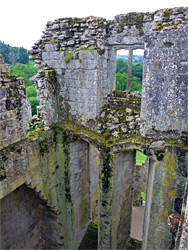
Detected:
[
  {"left": 30, "top": 7, "right": 188, "bottom": 132},
  {"left": 0, "top": 55, "right": 30, "bottom": 150}
]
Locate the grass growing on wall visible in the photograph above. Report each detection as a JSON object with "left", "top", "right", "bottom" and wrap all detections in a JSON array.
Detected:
[{"left": 136, "top": 151, "right": 147, "bottom": 165}]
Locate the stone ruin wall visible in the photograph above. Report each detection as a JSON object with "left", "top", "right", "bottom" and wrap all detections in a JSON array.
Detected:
[
  {"left": 0, "top": 6, "right": 188, "bottom": 250},
  {"left": 30, "top": 7, "right": 188, "bottom": 138},
  {"left": 141, "top": 29, "right": 188, "bottom": 138}
]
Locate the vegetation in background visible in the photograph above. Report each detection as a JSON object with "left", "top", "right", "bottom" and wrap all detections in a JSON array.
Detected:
[
  {"left": 117, "top": 54, "right": 143, "bottom": 63},
  {"left": 28, "top": 97, "right": 40, "bottom": 115},
  {"left": 136, "top": 151, "right": 147, "bottom": 165},
  {"left": 116, "top": 57, "right": 143, "bottom": 92},
  {"left": 26, "top": 85, "right": 37, "bottom": 98},
  {"left": 0, "top": 40, "right": 41, "bottom": 116},
  {"left": 0, "top": 41, "right": 29, "bottom": 64},
  {"left": 141, "top": 192, "right": 146, "bottom": 201},
  {"left": 10, "top": 61, "right": 39, "bottom": 115},
  {"left": 1, "top": 41, "right": 40, "bottom": 115},
  {"left": 10, "top": 61, "right": 38, "bottom": 87}
]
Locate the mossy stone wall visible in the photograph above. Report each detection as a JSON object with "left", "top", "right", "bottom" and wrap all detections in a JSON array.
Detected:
[{"left": 143, "top": 147, "right": 187, "bottom": 249}]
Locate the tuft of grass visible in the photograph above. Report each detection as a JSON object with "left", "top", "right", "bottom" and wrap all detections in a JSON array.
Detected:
[
  {"left": 136, "top": 150, "right": 147, "bottom": 165},
  {"left": 63, "top": 50, "right": 74, "bottom": 63}
]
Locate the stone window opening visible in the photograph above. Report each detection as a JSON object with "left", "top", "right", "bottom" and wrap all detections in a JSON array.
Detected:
[
  {"left": 130, "top": 150, "right": 148, "bottom": 245},
  {"left": 116, "top": 49, "right": 144, "bottom": 93}
]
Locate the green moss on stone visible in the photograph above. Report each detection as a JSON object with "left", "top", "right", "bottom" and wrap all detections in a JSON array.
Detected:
[
  {"left": 97, "top": 48, "right": 105, "bottom": 55},
  {"left": 162, "top": 9, "right": 172, "bottom": 22}
]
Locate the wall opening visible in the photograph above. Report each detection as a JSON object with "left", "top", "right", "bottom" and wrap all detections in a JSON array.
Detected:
[
  {"left": 0, "top": 184, "right": 61, "bottom": 250},
  {"left": 78, "top": 143, "right": 99, "bottom": 250},
  {"left": 116, "top": 49, "right": 144, "bottom": 92},
  {"left": 130, "top": 150, "right": 148, "bottom": 244}
]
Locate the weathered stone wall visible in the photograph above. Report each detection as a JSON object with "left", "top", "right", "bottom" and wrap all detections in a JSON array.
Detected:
[
  {"left": 0, "top": 55, "right": 30, "bottom": 150},
  {"left": 111, "top": 150, "right": 136, "bottom": 249},
  {"left": 0, "top": 6, "right": 188, "bottom": 250},
  {"left": 30, "top": 7, "right": 188, "bottom": 130},
  {"left": 33, "top": 45, "right": 116, "bottom": 127},
  {"left": 0, "top": 184, "right": 61, "bottom": 250},
  {"left": 69, "top": 140, "right": 90, "bottom": 247},
  {"left": 97, "top": 91, "right": 141, "bottom": 140},
  {"left": 89, "top": 144, "right": 99, "bottom": 223},
  {"left": 141, "top": 29, "right": 188, "bottom": 138},
  {"left": 143, "top": 147, "right": 187, "bottom": 249},
  {"left": 0, "top": 128, "right": 95, "bottom": 249},
  {"left": 32, "top": 66, "right": 58, "bottom": 126}
]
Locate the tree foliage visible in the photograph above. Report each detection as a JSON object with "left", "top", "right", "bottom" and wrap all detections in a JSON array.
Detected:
[
  {"left": 9, "top": 58, "right": 39, "bottom": 115},
  {"left": 26, "top": 85, "right": 37, "bottom": 98},
  {"left": 28, "top": 97, "right": 40, "bottom": 115},
  {"left": 0, "top": 41, "right": 29, "bottom": 64},
  {"left": 11, "top": 62, "right": 39, "bottom": 115},
  {"left": 116, "top": 59, "right": 128, "bottom": 74},
  {"left": 116, "top": 58, "right": 143, "bottom": 92},
  {"left": 10, "top": 61, "right": 38, "bottom": 87}
]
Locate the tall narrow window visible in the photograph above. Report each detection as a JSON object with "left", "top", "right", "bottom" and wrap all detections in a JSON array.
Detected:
[
  {"left": 130, "top": 150, "right": 148, "bottom": 246},
  {"left": 116, "top": 49, "right": 144, "bottom": 92}
]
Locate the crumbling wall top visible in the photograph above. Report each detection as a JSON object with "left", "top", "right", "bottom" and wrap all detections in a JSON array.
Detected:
[{"left": 30, "top": 7, "right": 188, "bottom": 64}]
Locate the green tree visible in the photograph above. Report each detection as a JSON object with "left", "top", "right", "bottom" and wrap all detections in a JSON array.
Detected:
[
  {"left": 131, "top": 76, "right": 142, "bottom": 92},
  {"left": 10, "top": 60, "right": 39, "bottom": 116},
  {"left": 116, "top": 56, "right": 143, "bottom": 92},
  {"left": 132, "top": 63, "right": 143, "bottom": 80},
  {"left": 116, "top": 73, "right": 142, "bottom": 92},
  {"left": 28, "top": 97, "right": 40, "bottom": 115},
  {"left": 116, "top": 59, "right": 128, "bottom": 73},
  {"left": 116, "top": 72, "right": 127, "bottom": 91},
  {"left": 26, "top": 86, "right": 37, "bottom": 98},
  {"left": 10, "top": 61, "right": 38, "bottom": 87},
  {"left": 0, "top": 41, "right": 29, "bottom": 64},
  {"left": 18, "top": 47, "right": 29, "bottom": 64}
]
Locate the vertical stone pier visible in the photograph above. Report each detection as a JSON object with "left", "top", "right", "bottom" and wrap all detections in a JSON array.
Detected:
[
  {"left": 143, "top": 147, "right": 187, "bottom": 249},
  {"left": 55, "top": 134, "right": 90, "bottom": 249},
  {"left": 98, "top": 149, "right": 136, "bottom": 249},
  {"left": 127, "top": 49, "right": 133, "bottom": 91}
]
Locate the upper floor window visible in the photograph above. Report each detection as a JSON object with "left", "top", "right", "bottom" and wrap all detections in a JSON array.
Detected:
[{"left": 116, "top": 49, "right": 144, "bottom": 92}]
